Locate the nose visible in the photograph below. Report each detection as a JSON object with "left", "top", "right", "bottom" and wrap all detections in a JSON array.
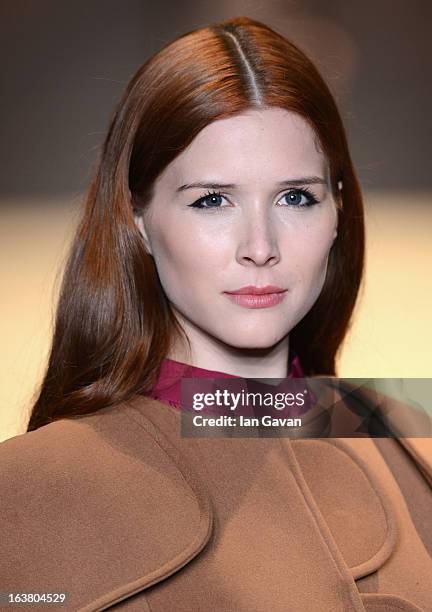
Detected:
[{"left": 235, "top": 210, "right": 281, "bottom": 267}]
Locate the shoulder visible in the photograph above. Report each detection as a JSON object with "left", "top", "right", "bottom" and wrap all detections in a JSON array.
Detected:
[
  {"left": 0, "top": 396, "right": 210, "bottom": 535},
  {"left": 317, "top": 377, "right": 432, "bottom": 436},
  {"left": 0, "top": 396, "right": 198, "bottom": 499},
  {"left": 0, "top": 397, "right": 213, "bottom": 608},
  {"left": 0, "top": 402, "right": 132, "bottom": 484},
  {"left": 0, "top": 402, "right": 142, "bottom": 531}
]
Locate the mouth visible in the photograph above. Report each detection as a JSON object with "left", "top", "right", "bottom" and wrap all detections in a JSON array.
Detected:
[
  {"left": 223, "top": 289, "right": 288, "bottom": 309},
  {"left": 224, "top": 285, "right": 286, "bottom": 295}
]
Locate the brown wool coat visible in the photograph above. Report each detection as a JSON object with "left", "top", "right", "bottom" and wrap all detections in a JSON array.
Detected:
[{"left": 1, "top": 384, "right": 432, "bottom": 612}]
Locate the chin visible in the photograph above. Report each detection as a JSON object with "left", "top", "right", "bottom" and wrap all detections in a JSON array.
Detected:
[{"left": 220, "top": 329, "right": 288, "bottom": 350}]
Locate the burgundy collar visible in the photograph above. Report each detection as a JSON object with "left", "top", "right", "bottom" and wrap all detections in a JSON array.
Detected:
[{"left": 148, "top": 351, "right": 304, "bottom": 411}]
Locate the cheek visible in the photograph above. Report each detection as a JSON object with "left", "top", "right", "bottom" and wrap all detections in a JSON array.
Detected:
[
  {"left": 149, "top": 221, "right": 222, "bottom": 299},
  {"left": 289, "top": 225, "right": 335, "bottom": 294}
]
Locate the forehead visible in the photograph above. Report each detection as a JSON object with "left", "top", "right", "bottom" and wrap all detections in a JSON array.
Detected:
[{"left": 161, "top": 107, "right": 327, "bottom": 186}]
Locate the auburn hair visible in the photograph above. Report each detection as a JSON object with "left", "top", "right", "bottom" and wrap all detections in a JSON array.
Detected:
[{"left": 27, "top": 16, "right": 364, "bottom": 432}]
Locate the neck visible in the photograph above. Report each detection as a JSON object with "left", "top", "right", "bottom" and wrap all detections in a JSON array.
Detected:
[{"left": 168, "top": 324, "right": 290, "bottom": 379}]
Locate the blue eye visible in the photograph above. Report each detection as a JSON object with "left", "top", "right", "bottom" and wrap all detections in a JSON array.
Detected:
[
  {"left": 188, "top": 190, "right": 227, "bottom": 210},
  {"left": 280, "top": 188, "right": 319, "bottom": 208}
]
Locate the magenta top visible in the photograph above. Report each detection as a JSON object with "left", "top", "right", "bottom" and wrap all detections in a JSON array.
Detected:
[{"left": 147, "top": 350, "right": 305, "bottom": 413}]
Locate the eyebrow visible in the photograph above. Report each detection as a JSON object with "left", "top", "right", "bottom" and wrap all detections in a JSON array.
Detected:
[{"left": 176, "top": 176, "right": 327, "bottom": 192}]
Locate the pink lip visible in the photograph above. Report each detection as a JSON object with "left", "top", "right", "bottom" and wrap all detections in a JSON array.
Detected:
[
  {"left": 224, "top": 291, "right": 287, "bottom": 309},
  {"left": 225, "top": 285, "right": 286, "bottom": 295}
]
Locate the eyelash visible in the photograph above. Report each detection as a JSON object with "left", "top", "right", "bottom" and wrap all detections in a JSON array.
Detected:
[{"left": 188, "top": 187, "right": 320, "bottom": 212}]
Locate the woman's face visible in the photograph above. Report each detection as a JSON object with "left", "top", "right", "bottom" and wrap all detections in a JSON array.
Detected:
[{"left": 135, "top": 107, "right": 338, "bottom": 357}]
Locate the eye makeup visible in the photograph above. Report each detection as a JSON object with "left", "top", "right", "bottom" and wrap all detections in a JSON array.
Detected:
[{"left": 187, "top": 186, "right": 320, "bottom": 212}]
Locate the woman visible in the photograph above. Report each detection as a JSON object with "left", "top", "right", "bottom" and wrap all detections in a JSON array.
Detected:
[{"left": 1, "top": 16, "right": 431, "bottom": 612}]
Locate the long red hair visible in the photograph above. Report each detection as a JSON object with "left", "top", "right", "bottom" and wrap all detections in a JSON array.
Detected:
[{"left": 27, "top": 16, "right": 364, "bottom": 432}]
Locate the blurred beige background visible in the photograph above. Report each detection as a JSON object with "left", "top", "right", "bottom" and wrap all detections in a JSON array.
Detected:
[{"left": 1, "top": 191, "right": 431, "bottom": 441}]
